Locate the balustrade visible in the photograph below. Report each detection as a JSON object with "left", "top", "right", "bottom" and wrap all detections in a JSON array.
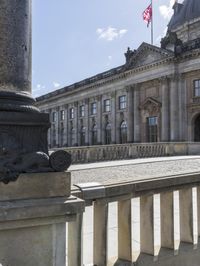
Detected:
[
  {"left": 51, "top": 142, "right": 195, "bottom": 164},
  {"left": 68, "top": 172, "right": 200, "bottom": 266}
]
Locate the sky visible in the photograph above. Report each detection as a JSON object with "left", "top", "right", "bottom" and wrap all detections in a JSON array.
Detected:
[{"left": 32, "top": 0, "right": 183, "bottom": 97}]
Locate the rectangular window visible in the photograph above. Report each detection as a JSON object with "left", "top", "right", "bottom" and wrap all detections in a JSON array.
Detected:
[
  {"left": 69, "top": 107, "right": 74, "bottom": 119},
  {"left": 91, "top": 102, "right": 97, "bottom": 115},
  {"left": 52, "top": 112, "right": 57, "bottom": 122},
  {"left": 79, "top": 105, "right": 85, "bottom": 117},
  {"left": 119, "top": 95, "right": 127, "bottom": 110},
  {"left": 194, "top": 80, "right": 200, "bottom": 97},
  {"left": 60, "top": 110, "right": 65, "bottom": 121},
  {"left": 147, "top": 116, "right": 158, "bottom": 142},
  {"left": 104, "top": 99, "right": 111, "bottom": 112}
]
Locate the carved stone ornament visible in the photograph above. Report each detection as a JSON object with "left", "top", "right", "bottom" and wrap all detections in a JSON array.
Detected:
[
  {"left": 140, "top": 97, "right": 162, "bottom": 116},
  {"left": 0, "top": 149, "right": 72, "bottom": 184}
]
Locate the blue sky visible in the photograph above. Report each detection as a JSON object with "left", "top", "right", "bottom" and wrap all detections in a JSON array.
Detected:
[{"left": 32, "top": 0, "right": 181, "bottom": 97}]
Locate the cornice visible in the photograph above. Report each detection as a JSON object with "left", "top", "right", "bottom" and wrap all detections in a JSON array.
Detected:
[{"left": 36, "top": 48, "right": 200, "bottom": 106}]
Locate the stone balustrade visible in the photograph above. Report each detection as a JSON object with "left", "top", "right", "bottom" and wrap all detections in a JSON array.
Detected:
[
  {"left": 52, "top": 142, "right": 200, "bottom": 164},
  {"left": 69, "top": 171, "right": 200, "bottom": 266}
]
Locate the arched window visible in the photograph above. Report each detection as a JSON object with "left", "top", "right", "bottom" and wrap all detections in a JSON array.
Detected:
[
  {"left": 52, "top": 124, "right": 56, "bottom": 147},
  {"left": 70, "top": 127, "right": 75, "bottom": 146},
  {"left": 120, "top": 121, "right": 127, "bottom": 144},
  {"left": 105, "top": 123, "right": 111, "bottom": 145},
  {"left": 80, "top": 126, "right": 86, "bottom": 146},
  {"left": 92, "top": 124, "right": 98, "bottom": 145},
  {"left": 194, "top": 114, "right": 200, "bottom": 141},
  {"left": 60, "top": 122, "right": 64, "bottom": 147}
]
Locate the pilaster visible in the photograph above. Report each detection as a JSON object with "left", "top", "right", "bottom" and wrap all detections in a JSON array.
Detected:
[
  {"left": 170, "top": 74, "right": 180, "bottom": 141},
  {"left": 111, "top": 92, "right": 116, "bottom": 144},
  {"left": 160, "top": 76, "right": 170, "bottom": 142},
  {"left": 126, "top": 86, "right": 134, "bottom": 143},
  {"left": 97, "top": 96, "right": 102, "bottom": 144},
  {"left": 133, "top": 85, "right": 141, "bottom": 142}
]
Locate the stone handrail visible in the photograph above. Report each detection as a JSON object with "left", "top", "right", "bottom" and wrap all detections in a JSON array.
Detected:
[
  {"left": 69, "top": 171, "right": 200, "bottom": 265},
  {"left": 52, "top": 142, "right": 200, "bottom": 164}
]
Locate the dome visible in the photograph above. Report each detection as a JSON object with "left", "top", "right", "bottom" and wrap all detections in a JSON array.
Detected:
[{"left": 168, "top": 0, "right": 200, "bottom": 31}]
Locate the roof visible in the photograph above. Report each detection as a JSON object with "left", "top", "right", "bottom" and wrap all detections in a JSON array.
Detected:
[
  {"left": 36, "top": 43, "right": 173, "bottom": 103},
  {"left": 168, "top": 0, "right": 200, "bottom": 31}
]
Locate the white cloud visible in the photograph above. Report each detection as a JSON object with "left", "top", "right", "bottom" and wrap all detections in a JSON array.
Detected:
[
  {"left": 106, "top": 55, "right": 113, "bottom": 67},
  {"left": 33, "top": 84, "right": 46, "bottom": 92},
  {"left": 159, "top": 0, "right": 174, "bottom": 20},
  {"left": 96, "top": 26, "right": 128, "bottom": 41},
  {"left": 53, "top": 82, "right": 60, "bottom": 88}
]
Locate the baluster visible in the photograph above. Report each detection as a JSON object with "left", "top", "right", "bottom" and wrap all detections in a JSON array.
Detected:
[
  {"left": 160, "top": 191, "right": 178, "bottom": 250},
  {"left": 197, "top": 186, "right": 200, "bottom": 237},
  {"left": 118, "top": 198, "right": 132, "bottom": 263},
  {"left": 68, "top": 213, "right": 83, "bottom": 266},
  {"left": 93, "top": 200, "right": 108, "bottom": 266},
  {"left": 179, "top": 188, "right": 197, "bottom": 245},
  {"left": 140, "top": 194, "right": 159, "bottom": 256}
]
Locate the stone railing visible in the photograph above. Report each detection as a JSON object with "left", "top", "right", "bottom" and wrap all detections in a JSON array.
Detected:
[
  {"left": 69, "top": 171, "right": 200, "bottom": 266},
  {"left": 52, "top": 142, "right": 200, "bottom": 164}
]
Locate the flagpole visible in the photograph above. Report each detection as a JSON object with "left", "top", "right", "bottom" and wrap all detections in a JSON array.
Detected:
[{"left": 151, "top": 0, "right": 153, "bottom": 45}]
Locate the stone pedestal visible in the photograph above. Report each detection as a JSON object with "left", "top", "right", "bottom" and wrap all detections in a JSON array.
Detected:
[{"left": 0, "top": 172, "right": 84, "bottom": 266}]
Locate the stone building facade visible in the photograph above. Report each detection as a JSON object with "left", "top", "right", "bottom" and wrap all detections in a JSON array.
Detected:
[{"left": 36, "top": 0, "right": 200, "bottom": 148}]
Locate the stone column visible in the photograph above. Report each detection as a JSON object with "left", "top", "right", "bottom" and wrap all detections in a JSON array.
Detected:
[
  {"left": 0, "top": 0, "right": 31, "bottom": 93},
  {"left": 62, "top": 105, "right": 68, "bottom": 146},
  {"left": 178, "top": 75, "right": 187, "bottom": 141},
  {"left": 56, "top": 107, "right": 60, "bottom": 147},
  {"left": 74, "top": 102, "right": 78, "bottom": 146},
  {"left": 84, "top": 99, "right": 89, "bottom": 146},
  {"left": 170, "top": 74, "right": 179, "bottom": 141},
  {"left": 111, "top": 92, "right": 116, "bottom": 144},
  {"left": 97, "top": 96, "right": 102, "bottom": 145},
  {"left": 127, "top": 86, "right": 134, "bottom": 143},
  {"left": 161, "top": 77, "right": 169, "bottom": 142},
  {"left": 133, "top": 85, "right": 141, "bottom": 142}
]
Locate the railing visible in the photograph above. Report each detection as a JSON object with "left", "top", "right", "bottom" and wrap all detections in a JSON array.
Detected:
[
  {"left": 68, "top": 171, "right": 200, "bottom": 266},
  {"left": 53, "top": 142, "right": 200, "bottom": 164}
]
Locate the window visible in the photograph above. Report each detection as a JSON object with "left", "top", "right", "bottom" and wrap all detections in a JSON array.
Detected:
[
  {"left": 105, "top": 123, "right": 111, "bottom": 145},
  {"left": 60, "top": 122, "right": 64, "bottom": 146},
  {"left": 120, "top": 121, "right": 128, "bottom": 144},
  {"left": 52, "top": 124, "right": 56, "bottom": 146},
  {"left": 194, "top": 80, "right": 200, "bottom": 97},
  {"left": 80, "top": 126, "right": 86, "bottom": 146},
  {"left": 69, "top": 108, "right": 74, "bottom": 119},
  {"left": 119, "top": 95, "right": 126, "bottom": 110},
  {"left": 92, "top": 124, "right": 98, "bottom": 145},
  {"left": 60, "top": 110, "right": 65, "bottom": 121},
  {"left": 52, "top": 112, "right": 57, "bottom": 122},
  {"left": 104, "top": 99, "right": 111, "bottom": 112},
  {"left": 70, "top": 127, "right": 75, "bottom": 146},
  {"left": 91, "top": 102, "right": 97, "bottom": 115},
  {"left": 79, "top": 105, "right": 85, "bottom": 117},
  {"left": 147, "top": 116, "right": 158, "bottom": 142}
]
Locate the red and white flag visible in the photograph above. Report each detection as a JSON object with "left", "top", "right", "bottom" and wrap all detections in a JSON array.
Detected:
[{"left": 142, "top": 4, "right": 152, "bottom": 27}]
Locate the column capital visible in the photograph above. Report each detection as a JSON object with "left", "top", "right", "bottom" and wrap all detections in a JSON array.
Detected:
[
  {"left": 159, "top": 76, "right": 169, "bottom": 84},
  {"left": 168, "top": 73, "right": 182, "bottom": 82}
]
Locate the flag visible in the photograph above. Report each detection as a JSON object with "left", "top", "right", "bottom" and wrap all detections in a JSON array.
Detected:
[{"left": 142, "top": 4, "right": 152, "bottom": 27}]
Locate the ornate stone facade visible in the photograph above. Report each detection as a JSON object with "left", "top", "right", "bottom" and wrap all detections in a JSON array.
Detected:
[{"left": 36, "top": 0, "right": 200, "bottom": 148}]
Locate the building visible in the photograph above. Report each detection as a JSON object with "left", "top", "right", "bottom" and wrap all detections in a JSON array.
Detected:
[{"left": 36, "top": 0, "right": 200, "bottom": 148}]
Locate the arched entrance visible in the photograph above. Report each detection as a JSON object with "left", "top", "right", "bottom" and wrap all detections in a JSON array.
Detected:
[{"left": 194, "top": 114, "right": 200, "bottom": 141}]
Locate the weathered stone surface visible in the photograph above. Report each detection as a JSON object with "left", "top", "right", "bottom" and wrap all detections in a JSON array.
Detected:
[
  {"left": 0, "top": 0, "right": 31, "bottom": 93},
  {"left": 0, "top": 172, "right": 71, "bottom": 201}
]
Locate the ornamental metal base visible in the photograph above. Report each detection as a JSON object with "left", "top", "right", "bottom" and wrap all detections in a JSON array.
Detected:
[{"left": 0, "top": 91, "right": 71, "bottom": 183}]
